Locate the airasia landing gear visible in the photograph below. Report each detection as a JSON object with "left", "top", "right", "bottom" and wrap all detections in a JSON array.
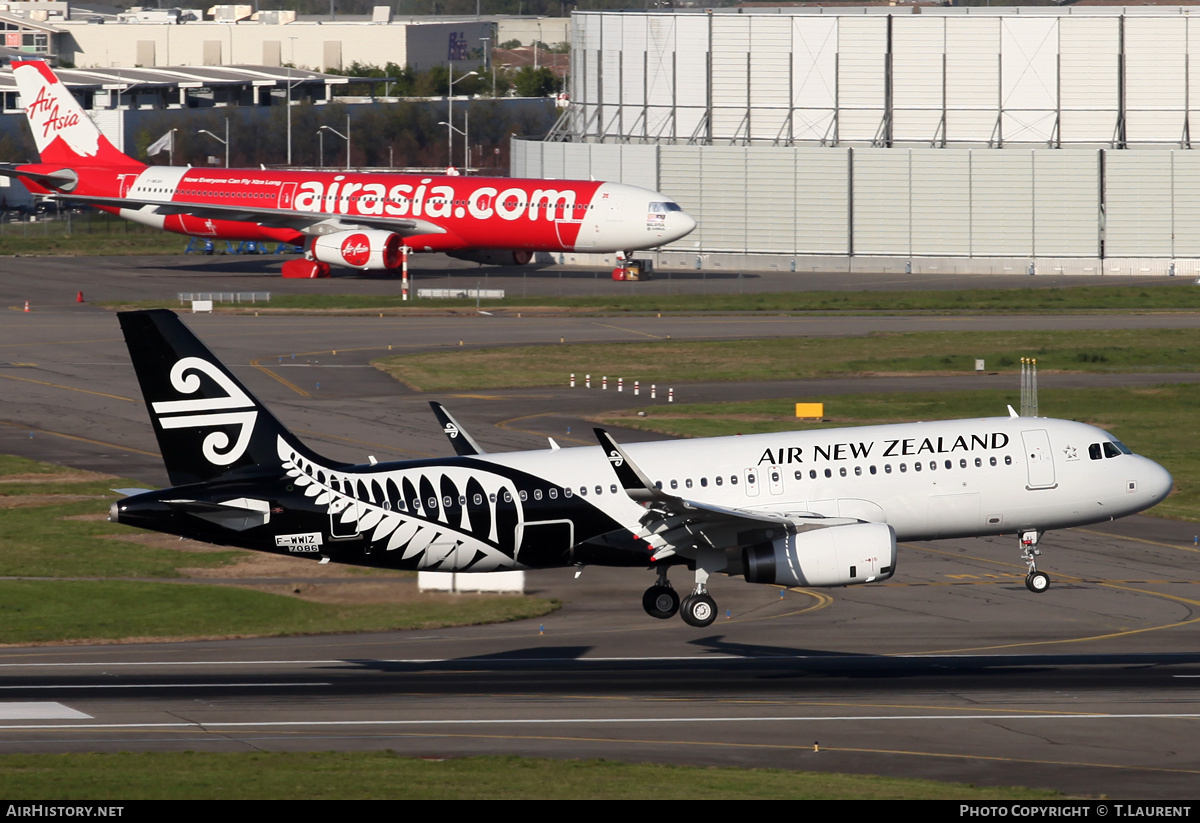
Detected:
[{"left": 1020, "top": 530, "right": 1050, "bottom": 593}]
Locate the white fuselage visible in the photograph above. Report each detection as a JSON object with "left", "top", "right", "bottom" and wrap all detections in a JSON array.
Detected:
[{"left": 475, "top": 416, "right": 1171, "bottom": 543}]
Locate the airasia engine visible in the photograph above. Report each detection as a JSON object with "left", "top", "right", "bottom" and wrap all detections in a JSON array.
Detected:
[
  {"left": 446, "top": 249, "right": 534, "bottom": 266},
  {"left": 311, "top": 230, "right": 403, "bottom": 270},
  {"left": 742, "top": 522, "right": 896, "bottom": 587}
]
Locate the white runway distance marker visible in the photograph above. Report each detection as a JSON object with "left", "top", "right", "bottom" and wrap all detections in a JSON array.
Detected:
[{"left": 0, "top": 702, "right": 92, "bottom": 720}]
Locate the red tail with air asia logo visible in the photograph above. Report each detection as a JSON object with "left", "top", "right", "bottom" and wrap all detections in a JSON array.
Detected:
[{"left": 13, "top": 60, "right": 144, "bottom": 169}]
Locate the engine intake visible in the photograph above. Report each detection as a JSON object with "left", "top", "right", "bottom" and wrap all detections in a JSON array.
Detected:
[
  {"left": 743, "top": 522, "right": 896, "bottom": 587},
  {"left": 311, "top": 230, "right": 403, "bottom": 270}
]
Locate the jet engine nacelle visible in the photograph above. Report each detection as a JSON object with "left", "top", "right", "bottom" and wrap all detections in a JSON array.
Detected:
[
  {"left": 311, "top": 230, "right": 403, "bottom": 270},
  {"left": 446, "top": 249, "right": 534, "bottom": 266},
  {"left": 742, "top": 522, "right": 897, "bottom": 587}
]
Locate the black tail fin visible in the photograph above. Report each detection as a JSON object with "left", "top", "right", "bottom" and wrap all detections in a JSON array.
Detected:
[{"left": 118, "top": 310, "right": 334, "bottom": 487}]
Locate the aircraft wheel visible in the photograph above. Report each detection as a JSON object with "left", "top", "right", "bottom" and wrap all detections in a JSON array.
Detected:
[
  {"left": 642, "top": 585, "right": 679, "bottom": 620},
  {"left": 680, "top": 593, "right": 717, "bottom": 628},
  {"left": 1025, "top": 571, "right": 1050, "bottom": 593}
]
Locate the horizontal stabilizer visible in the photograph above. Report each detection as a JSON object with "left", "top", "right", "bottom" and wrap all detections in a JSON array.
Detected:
[{"left": 0, "top": 166, "right": 79, "bottom": 192}]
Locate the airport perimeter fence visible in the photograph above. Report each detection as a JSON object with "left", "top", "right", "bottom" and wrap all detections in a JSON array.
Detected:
[
  {"left": 177, "top": 292, "right": 272, "bottom": 304},
  {"left": 0, "top": 210, "right": 163, "bottom": 237}
]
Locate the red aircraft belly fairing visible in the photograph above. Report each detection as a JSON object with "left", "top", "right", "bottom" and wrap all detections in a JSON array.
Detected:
[{"left": 3, "top": 60, "right": 697, "bottom": 274}]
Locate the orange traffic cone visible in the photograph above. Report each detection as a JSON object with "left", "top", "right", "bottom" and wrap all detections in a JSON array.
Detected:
[
  {"left": 23, "top": 301, "right": 29, "bottom": 312},
  {"left": 76, "top": 291, "right": 84, "bottom": 303}
]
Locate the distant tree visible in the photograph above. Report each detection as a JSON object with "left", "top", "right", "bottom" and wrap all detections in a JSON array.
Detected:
[{"left": 511, "top": 67, "right": 561, "bottom": 98}]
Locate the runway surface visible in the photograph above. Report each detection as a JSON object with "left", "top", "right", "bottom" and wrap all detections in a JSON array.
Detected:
[{"left": 0, "top": 256, "right": 1198, "bottom": 798}]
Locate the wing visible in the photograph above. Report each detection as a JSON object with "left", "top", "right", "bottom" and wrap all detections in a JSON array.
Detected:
[
  {"left": 37, "top": 191, "right": 446, "bottom": 237},
  {"left": 593, "top": 428, "right": 859, "bottom": 562}
]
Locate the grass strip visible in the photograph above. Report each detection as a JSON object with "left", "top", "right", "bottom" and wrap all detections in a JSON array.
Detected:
[
  {"left": 0, "top": 752, "right": 1064, "bottom": 800},
  {"left": 0, "top": 580, "right": 555, "bottom": 644},
  {"left": 376, "top": 329, "right": 1200, "bottom": 391},
  {"left": 0, "top": 455, "right": 558, "bottom": 642},
  {"left": 0, "top": 235, "right": 190, "bottom": 256}
]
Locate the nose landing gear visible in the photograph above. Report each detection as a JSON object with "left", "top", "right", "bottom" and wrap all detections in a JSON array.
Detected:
[{"left": 1021, "top": 530, "right": 1050, "bottom": 593}]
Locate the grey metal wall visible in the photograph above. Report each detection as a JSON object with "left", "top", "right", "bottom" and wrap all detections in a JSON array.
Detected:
[
  {"left": 565, "top": 8, "right": 1200, "bottom": 148},
  {"left": 514, "top": 140, "right": 1200, "bottom": 260}
]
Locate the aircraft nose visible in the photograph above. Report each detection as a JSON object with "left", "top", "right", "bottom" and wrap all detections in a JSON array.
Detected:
[
  {"left": 1143, "top": 458, "right": 1173, "bottom": 507},
  {"left": 665, "top": 208, "right": 697, "bottom": 243}
]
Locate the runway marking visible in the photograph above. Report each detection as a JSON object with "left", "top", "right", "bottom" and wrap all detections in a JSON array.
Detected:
[
  {"left": 893, "top": 539, "right": 1200, "bottom": 654},
  {"left": 6, "top": 711, "right": 1200, "bottom": 733},
  {"left": 249, "top": 357, "right": 311, "bottom": 398},
  {"left": 0, "top": 420, "right": 159, "bottom": 458},
  {"left": 451, "top": 394, "right": 537, "bottom": 400},
  {"left": 0, "top": 683, "right": 328, "bottom": 690},
  {"left": 589, "top": 322, "right": 664, "bottom": 339},
  {"left": 496, "top": 412, "right": 594, "bottom": 446},
  {"left": 0, "top": 703, "right": 90, "bottom": 720},
  {"left": 131, "top": 727, "right": 1200, "bottom": 781},
  {"left": 0, "top": 372, "right": 136, "bottom": 403},
  {"left": 1, "top": 647, "right": 1196, "bottom": 669},
  {"left": 293, "top": 429, "right": 435, "bottom": 460},
  {"left": 769, "top": 588, "right": 835, "bottom": 619},
  {"left": 1074, "top": 527, "right": 1200, "bottom": 554}
]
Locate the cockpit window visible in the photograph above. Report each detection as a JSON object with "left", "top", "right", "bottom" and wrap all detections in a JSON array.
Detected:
[
  {"left": 1103, "top": 441, "right": 1122, "bottom": 458},
  {"left": 648, "top": 201, "right": 683, "bottom": 213}
]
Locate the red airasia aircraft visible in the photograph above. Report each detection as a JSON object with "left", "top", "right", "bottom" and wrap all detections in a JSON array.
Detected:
[{"left": 3, "top": 60, "right": 696, "bottom": 278}]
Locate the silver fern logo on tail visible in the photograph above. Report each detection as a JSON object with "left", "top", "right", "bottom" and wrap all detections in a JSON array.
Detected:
[
  {"left": 150, "top": 357, "right": 258, "bottom": 465},
  {"left": 278, "top": 438, "right": 518, "bottom": 571}
]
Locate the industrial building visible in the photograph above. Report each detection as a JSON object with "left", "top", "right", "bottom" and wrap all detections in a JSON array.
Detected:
[
  {"left": 514, "top": 6, "right": 1200, "bottom": 275},
  {"left": 0, "top": 2, "right": 566, "bottom": 71}
]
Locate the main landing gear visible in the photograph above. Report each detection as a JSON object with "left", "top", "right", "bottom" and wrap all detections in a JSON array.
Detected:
[
  {"left": 1021, "top": 530, "right": 1050, "bottom": 593},
  {"left": 641, "top": 566, "right": 719, "bottom": 628}
]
